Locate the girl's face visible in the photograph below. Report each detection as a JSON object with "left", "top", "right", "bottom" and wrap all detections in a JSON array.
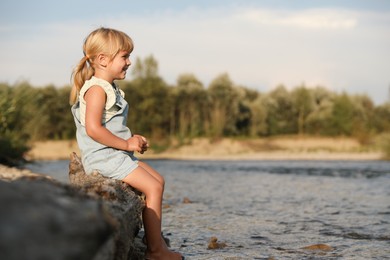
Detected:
[{"left": 107, "top": 50, "right": 131, "bottom": 81}]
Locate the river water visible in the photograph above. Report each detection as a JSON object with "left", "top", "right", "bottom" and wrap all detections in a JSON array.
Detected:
[{"left": 27, "top": 159, "right": 390, "bottom": 260}]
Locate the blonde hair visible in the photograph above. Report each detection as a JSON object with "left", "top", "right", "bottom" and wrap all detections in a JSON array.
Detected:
[{"left": 69, "top": 27, "right": 134, "bottom": 104}]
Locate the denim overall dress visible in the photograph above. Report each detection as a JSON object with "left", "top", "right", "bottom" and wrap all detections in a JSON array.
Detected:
[{"left": 71, "top": 76, "right": 138, "bottom": 180}]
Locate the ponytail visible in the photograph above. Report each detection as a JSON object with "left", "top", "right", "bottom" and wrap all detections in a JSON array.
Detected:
[{"left": 69, "top": 56, "right": 94, "bottom": 105}]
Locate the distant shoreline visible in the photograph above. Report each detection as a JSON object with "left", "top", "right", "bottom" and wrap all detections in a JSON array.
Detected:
[{"left": 26, "top": 137, "right": 384, "bottom": 161}]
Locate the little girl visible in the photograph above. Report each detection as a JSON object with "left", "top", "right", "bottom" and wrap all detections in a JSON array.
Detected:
[{"left": 70, "top": 27, "right": 183, "bottom": 260}]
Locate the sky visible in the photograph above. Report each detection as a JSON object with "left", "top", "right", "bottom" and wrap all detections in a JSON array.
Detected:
[{"left": 1, "top": 0, "right": 389, "bottom": 104}]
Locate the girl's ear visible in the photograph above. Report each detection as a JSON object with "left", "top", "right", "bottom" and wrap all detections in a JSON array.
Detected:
[{"left": 97, "top": 53, "right": 108, "bottom": 67}]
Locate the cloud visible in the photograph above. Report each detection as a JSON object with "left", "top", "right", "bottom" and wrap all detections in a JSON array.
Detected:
[
  {"left": 0, "top": 5, "right": 389, "bottom": 104},
  {"left": 236, "top": 8, "right": 358, "bottom": 29}
]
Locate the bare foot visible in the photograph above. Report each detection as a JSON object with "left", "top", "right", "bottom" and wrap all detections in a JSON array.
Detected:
[{"left": 145, "top": 249, "right": 183, "bottom": 260}]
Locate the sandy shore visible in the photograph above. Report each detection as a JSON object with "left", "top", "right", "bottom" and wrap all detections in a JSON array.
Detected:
[
  {"left": 26, "top": 137, "right": 384, "bottom": 161},
  {"left": 26, "top": 140, "right": 81, "bottom": 161},
  {"left": 0, "top": 164, "right": 49, "bottom": 181}
]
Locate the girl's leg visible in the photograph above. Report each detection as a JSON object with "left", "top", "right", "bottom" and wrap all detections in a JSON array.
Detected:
[
  {"left": 138, "top": 161, "right": 165, "bottom": 187},
  {"left": 122, "top": 165, "right": 182, "bottom": 259},
  {"left": 137, "top": 161, "right": 169, "bottom": 245}
]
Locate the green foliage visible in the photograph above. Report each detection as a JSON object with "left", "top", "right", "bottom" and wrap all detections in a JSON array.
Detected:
[
  {"left": 328, "top": 94, "right": 355, "bottom": 135},
  {"left": 0, "top": 132, "right": 30, "bottom": 166},
  {"left": 376, "top": 133, "right": 390, "bottom": 159},
  {"left": 247, "top": 95, "right": 268, "bottom": 137},
  {"left": 0, "top": 82, "right": 74, "bottom": 165},
  {"left": 2, "top": 55, "right": 390, "bottom": 164},
  {"left": 292, "top": 86, "right": 314, "bottom": 135},
  {"left": 174, "top": 74, "right": 207, "bottom": 138},
  {"left": 207, "top": 73, "right": 240, "bottom": 137},
  {"left": 0, "top": 82, "right": 32, "bottom": 165},
  {"left": 131, "top": 55, "right": 159, "bottom": 79},
  {"left": 122, "top": 56, "right": 171, "bottom": 138},
  {"left": 305, "top": 87, "right": 334, "bottom": 135},
  {"left": 372, "top": 102, "right": 390, "bottom": 132},
  {"left": 266, "top": 85, "right": 296, "bottom": 135}
]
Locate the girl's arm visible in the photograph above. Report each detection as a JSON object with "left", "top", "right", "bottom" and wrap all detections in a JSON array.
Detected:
[{"left": 84, "top": 85, "right": 145, "bottom": 152}]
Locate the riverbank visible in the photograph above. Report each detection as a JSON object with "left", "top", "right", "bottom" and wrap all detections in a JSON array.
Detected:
[{"left": 26, "top": 136, "right": 384, "bottom": 161}]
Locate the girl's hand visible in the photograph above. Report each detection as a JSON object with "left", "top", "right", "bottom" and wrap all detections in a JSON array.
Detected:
[
  {"left": 126, "top": 135, "right": 149, "bottom": 154},
  {"left": 135, "top": 134, "right": 149, "bottom": 154}
]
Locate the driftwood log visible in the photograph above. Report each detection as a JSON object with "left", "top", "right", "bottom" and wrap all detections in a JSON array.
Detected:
[{"left": 68, "top": 152, "right": 146, "bottom": 260}]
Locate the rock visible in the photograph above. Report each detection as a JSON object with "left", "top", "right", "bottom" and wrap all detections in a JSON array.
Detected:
[
  {"left": 0, "top": 175, "right": 113, "bottom": 260},
  {"left": 0, "top": 152, "right": 146, "bottom": 260},
  {"left": 182, "top": 197, "right": 192, "bottom": 204},
  {"left": 68, "top": 152, "right": 145, "bottom": 260},
  {"left": 207, "top": 236, "right": 227, "bottom": 249},
  {"left": 301, "top": 243, "right": 333, "bottom": 251}
]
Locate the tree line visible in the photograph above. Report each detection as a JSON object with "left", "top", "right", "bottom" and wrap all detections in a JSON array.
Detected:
[{"left": 1, "top": 55, "right": 390, "bottom": 165}]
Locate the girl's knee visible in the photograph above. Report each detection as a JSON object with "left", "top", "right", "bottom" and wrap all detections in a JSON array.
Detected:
[{"left": 147, "top": 179, "right": 164, "bottom": 198}]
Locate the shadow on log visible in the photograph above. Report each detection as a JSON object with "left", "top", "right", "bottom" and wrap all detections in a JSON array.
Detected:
[{"left": 68, "top": 152, "right": 146, "bottom": 260}]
